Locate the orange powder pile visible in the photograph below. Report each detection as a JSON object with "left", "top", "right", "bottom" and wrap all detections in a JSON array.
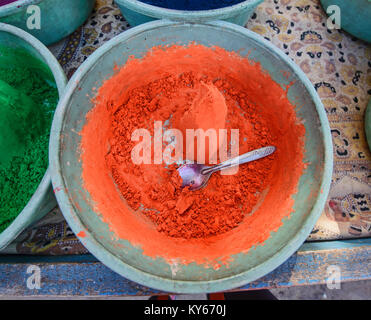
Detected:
[
  {"left": 172, "top": 81, "right": 229, "bottom": 164},
  {"left": 80, "top": 44, "right": 305, "bottom": 265}
]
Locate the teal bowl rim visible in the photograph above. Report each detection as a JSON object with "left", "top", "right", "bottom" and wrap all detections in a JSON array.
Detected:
[
  {"left": 115, "top": 0, "right": 264, "bottom": 19},
  {"left": 50, "top": 20, "right": 333, "bottom": 294},
  {"left": 0, "top": 22, "right": 67, "bottom": 250},
  {"left": 0, "top": 0, "right": 44, "bottom": 16},
  {"left": 366, "top": 98, "right": 371, "bottom": 152}
]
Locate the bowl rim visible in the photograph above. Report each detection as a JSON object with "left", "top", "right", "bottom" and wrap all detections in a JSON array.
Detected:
[
  {"left": 365, "top": 98, "right": 371, "bottom": 152},
  {"left": 50, "top": 19, "right": 333, "bottom": 294},
  {"left": 0, "top": 22, "right": 67, "bottom": 250},
  {"left": 0, "top": 0, "right": 44, "bottom": 16},
  {"left": 115, "top": 0, "right": 264, "bottom": 18}
]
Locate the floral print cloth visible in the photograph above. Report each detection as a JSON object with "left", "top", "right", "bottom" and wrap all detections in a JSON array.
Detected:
[{"left": 1, "top": 0, "right": 370, "bottom": 254}]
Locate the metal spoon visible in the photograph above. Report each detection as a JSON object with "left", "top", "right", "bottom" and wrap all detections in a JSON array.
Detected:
[{"left": 177, "top": 146, "right": 276, "bottom": 191}]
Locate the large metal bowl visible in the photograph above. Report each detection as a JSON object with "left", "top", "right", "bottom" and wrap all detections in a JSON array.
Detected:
[
  {"left": 114, "top": 0, "right": 263, "bottom": 26},
  {"left": 0, "top": 0, "right": 95, "bottom": 45},
  {"left": 50, "top": 20, "right": 333, "bottom": 293},
  {"left": 0, "top": 23, "right": 66, "bottom": 250}
]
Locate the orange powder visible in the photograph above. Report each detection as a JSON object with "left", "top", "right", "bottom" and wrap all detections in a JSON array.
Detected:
[
  {"left": 80, "top": 44, "right": 305, "bottom": 266},
  {"left": 175, "top": 81, "right": 228, "bottom": 163},
  {"left": 77, "top": 230, "right": 86, "bottom": 238}
]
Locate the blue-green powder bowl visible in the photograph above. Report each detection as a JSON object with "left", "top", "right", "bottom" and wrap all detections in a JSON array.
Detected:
[
  {"left": 0, "top": 23, "right": 66, "bottom": 250},
  {"left": 0, "top": 0, "right": 95, "bottom": 45},
  {"left": 50, "top": 20, "right": 333, "bottom": 293},
  {"left": 114, "top": 0, "right": 263, "bottom": 26}
]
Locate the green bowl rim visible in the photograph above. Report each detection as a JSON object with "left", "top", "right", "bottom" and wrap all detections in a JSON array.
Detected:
[
  {"left": 49, "top": 19, "right": 333, "bottom": 294},
  {"left": 0, "top": 22, "right": 67, "bottom": 250},
  {"left": 115, "top": 0, "right": 264, "bottom": 19}
]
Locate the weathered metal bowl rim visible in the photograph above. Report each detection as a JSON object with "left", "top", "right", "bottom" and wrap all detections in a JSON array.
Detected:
[
  {"left": 115, "top": 0, "right": 264, "bottom": 19},
  {"left": 0, "top": 22, "right": 66, "bottom": 250},
  {"left": 50, "top": 20, "right": 333, "bottom": 294}
]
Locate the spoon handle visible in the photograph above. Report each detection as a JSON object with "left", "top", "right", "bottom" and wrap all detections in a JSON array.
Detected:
[{"left": 202, "top": 146, "right": 276, "bottom": 175}]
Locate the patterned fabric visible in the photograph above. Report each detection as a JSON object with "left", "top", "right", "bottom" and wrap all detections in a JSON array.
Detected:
[
  {"left": 1, "top": 0, "right": 370, "bottom": 254},
  {"left": 246, "top": 0, "right": 371, "bottom": 240}
]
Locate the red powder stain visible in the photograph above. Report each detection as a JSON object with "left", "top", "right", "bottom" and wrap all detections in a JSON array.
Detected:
[{"left": 80, "top": 44, "right": 306, "bottom": 267}]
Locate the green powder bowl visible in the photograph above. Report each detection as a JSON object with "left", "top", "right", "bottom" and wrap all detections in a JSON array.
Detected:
[{"left": 0, "top": 22, "right": 66, "bottom": 250}]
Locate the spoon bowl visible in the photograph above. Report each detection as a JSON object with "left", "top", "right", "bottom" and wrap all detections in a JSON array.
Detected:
[
  {"left": 178, "top": 146, "right": 276, "bottom": 191},
  {"left": 177, "top": 163, "right": 212, "bottom": 191}
]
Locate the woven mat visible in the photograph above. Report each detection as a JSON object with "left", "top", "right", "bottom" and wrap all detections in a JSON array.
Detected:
[{"left": 2, "top": 0, "right": 370, "bottom": 255}]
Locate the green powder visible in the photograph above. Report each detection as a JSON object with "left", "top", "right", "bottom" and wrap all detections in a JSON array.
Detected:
[{"left": 0, "top": 46, "right": 59, "bottom": 233}]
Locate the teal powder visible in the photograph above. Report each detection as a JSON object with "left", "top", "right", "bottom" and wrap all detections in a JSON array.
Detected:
[{"left": 0, "top": 47, "right": 59, "bottom": 233}]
